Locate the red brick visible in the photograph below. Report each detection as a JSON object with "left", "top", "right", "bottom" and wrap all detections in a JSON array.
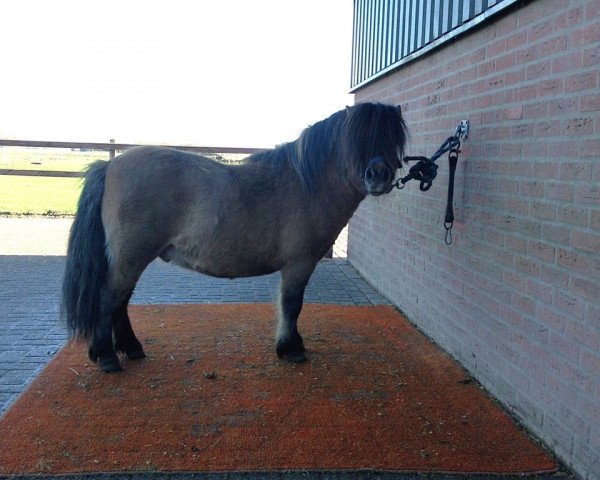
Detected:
[
  {"left": 575, "top": 185, "right": 600, "bottom": 205},
  {"left": 531, "top": 201, "right": 557, "bottom": 220},
  {"left": 502, "top": 106, "right": 524, "bottom": 120},
  {"left": 585, "top": 0, "right": 600, "bottom": 19},
  {"left": 515, "top": 255, "right": 540, "bottom": 276},
  {"left": 564, "top": 70, "right": 599, "bottom": 93},
  {"left": 582, "top": 44, "right": 600, "bottom": 66},
  {"left": 549, "top": 331, "right": 582, "bottom": 361},
  {"left": 523, "top": 102, "right": 549, "bottom": 119},
  {"left": 506, "top": 234, "right": 528, "bottom": 253},
  {"left": 542, "top": 224, "right": 571, "bottom": 245},
  {"left": 568, "top": 21, "right": 600, "bottom": 46},
  {"left": 530, "top": 18, "right": 556, "bottom": 41},
  {"left": 539, "top": 35, "right": 568, "bottom": 56},
  {"left": 485, "top": 75, "right": 505, "bottom": 91},
  {"left": 557, "top": 205, "right": 590, "bottom": 226},
  {"left": 581, "top": 350, "right": 600, "bottom": 376},
  {"left": 552, "top": 52, "right": 584, "bottom": 73},
  {"left": 558, "top": 161, "right": 593, "bottom": 181},
  {"left": 591, "top": 209, "right": 600, "bottom": 229},
  {"left": 495, "top": 250, "right": 514, "bottom": 267},
  {"left": 580, "top": 93, "right": 600, "bottom": 111},
  {"left": 546, "top": 182, "right": 574, "bottom": 201},
  {"left": 554, "top": 291, "right": 586, "bottom": 319},
  {"left": 565, "top": 321, "right": 600, "bottom": 350},
  {"left": 571, "top": 230, "right": 600, "bottom": 253},
  {"left": 536, "top": 120, "right": 564, "bottom": 137},
  {"left": 477, "top": 59, "right": 496, "bottom": 77},
  {"left": 518, "top": 219, "right": 542, "bottom": 237},
  {"left": 511, "top": 292, "right": 537, "bottom": 315},
  {"left": 580, "top": 139, "right": 600, "bottom": 157},
  {"left": 526, "top": 278, "right": 554, "bottom": 304},
  {"left": 528, "top": 58, "right": 552, "bottom": 79},
  {"left": 528, "top": 240, "right": 556, "bottom": 262},
  {"left": 513, "top": 83, "right": 537, "bottom": 101},
  {"left": 503, "top": 269, "right": 527, "bottom": 293},
  {"left": 548, "top": 97, "right": 579, "bottom": 116},
  {"left": 538, "top": 78, "right": 564, "bottom": 97},
  {"left": 585, "top": 305, "right": 600, "bottom": 326},
  {"left": 570, "top": 276, "right": 600, "bottom": 302},
  {"left": 558, "top": 248, "right": 590, "bottom": 273},
  {"left": 565, "top": 117, "right": 594, "bottom": 135},
  {"left": 506, "top": 30, "right": 528, "bottom": 50},
  {"left": 555, "top": 6, "right": 585, "bottom": 28},
  {"left": 460, "top": 65, "right": 478, "bottom": 82},
  {"left": 558, "top": 405, "right": 589, "bottom": 438},
  {"left": 499, "top": 144, "right": 523, "bottom": 159},
  {"left": 511, "top": 122, "right": 536, "bottom": 138},
  {"left": 523, "top": 142, "right": 549, "bottom": 158},
  {"left": 538, "top": 305, "right": 566, "bottom": 332},
  {"left": 516, "top": 45, "right": 540, "bottom": 65},
  {"left": 540, "top": 265, "right": 570, "bottom": 287},
  {"left": 495, "top": 52, "right": 515, "bottom": 70}
]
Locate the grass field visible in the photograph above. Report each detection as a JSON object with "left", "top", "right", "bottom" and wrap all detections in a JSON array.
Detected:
[
  {"left": 0, "top": 175, "right": 82, "bottom": 215},
  {"left": 0, "top": 148, "right": 101, "bottom": 215},
  {"left": 0, "top": 147, "right": 247, "bottom": 215}
]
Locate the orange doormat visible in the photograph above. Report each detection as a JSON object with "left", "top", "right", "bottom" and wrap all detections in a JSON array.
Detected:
[{"left": 0, "top": 304, "right": 556, "bottom": 476}]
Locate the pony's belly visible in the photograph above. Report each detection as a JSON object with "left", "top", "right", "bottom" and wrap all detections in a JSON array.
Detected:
[{"left": 159, "top": 245, "right": 279, "bottom": 279}]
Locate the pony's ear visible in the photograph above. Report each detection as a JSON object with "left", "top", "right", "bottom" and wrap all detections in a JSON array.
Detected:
[{"left": 396, "top": 104, "right": 403, "bottom": 114}]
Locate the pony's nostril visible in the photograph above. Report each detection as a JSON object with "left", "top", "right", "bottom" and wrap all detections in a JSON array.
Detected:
[{"left": 366, "top": 168, "right": 375, "bottom": 180}]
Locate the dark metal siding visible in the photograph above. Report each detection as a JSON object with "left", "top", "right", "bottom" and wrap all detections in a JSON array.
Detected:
[{"left": 351, "top": 0, "right": 515, "bottom": 90}]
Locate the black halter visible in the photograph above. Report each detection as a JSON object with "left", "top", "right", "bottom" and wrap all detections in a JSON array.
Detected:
[{"left": 389, "top": 120, "right": 469, "bottom": 245}]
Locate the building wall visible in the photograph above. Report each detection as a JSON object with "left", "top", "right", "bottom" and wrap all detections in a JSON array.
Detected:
[{"left": 349, "top": 0, "right": 600, "bottom": 478}]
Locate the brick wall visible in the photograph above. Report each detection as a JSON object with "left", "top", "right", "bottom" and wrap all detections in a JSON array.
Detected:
[{"left": 349, "top": 0, "right": 600, "bottom": 478}]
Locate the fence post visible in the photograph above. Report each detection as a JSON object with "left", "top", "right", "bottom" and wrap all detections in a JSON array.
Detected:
[{"left": 109, "top": 139, "right": 115, "bottom": 160}]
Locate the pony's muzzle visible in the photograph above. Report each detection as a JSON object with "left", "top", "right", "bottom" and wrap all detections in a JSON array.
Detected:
[{"left": 363, "top": 157, "right": 393, "bottom": 196}]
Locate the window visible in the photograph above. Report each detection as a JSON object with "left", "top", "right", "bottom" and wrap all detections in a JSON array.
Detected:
[{"left": 351, "top": 0, "right": 519, "bottom": 90}]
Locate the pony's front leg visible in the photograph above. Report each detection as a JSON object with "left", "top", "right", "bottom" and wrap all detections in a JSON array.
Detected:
[{"left": 276, "top": 262, "right": 317, "bottom": 363}]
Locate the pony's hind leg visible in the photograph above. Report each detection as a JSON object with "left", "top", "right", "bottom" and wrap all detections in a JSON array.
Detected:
[
  {"left": 89, "top": 256, "right": 149, "bottom": 372},
  {"left": 276, "top": 261, "right": 317, "bottom": 363},
  {"left": 88, "top": 286, "right": 130, "bottom": 373},
  {"left": 113, "top": 290, "right": 146, "bottom": 360}
]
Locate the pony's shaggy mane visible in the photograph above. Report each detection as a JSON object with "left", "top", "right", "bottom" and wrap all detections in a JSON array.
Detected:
[
  {"left": 246, "top": 109, "right": 346, "bottom": 191},
  {"left": 246, "top": 103, "right": 407, "bottom": 191}
]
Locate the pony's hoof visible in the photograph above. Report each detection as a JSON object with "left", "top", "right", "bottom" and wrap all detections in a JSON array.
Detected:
[
  {"left": 276, "top": 337, "right": 307, "bottom": 363},
  {"left": 99, "top": 355, "right": 122, "bottom": 373},
  {"left": 125, "top": 348, "right": 146, "bottom": 360},
  {"left": 116, "top": 341, "right": 146, "bottom": 360},
  {"left": 283, "top": 351, "right": 308, "bottom": 363}
]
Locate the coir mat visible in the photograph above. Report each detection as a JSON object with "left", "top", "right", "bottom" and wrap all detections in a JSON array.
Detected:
[{"left": 0, "top": 304, "right": 556, "bottom": 476}]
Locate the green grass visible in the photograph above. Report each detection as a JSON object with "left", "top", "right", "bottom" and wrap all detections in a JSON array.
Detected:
[
  {"left": 0, "top": 148, "right": 101, "bottom": 215},
  {"left": 0, "top": 175, "right": 82, "bottom": 215},
  {"left": 0, "top": 148, "right": 106, "bottom": 172},
  {"left": 0, "top": 147, "right": 246, "bottom": 216}
]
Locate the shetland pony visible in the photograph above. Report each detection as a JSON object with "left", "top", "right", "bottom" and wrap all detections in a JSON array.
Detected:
[{"left": 61, "top": 102, "right": 408, "bottom": 372}]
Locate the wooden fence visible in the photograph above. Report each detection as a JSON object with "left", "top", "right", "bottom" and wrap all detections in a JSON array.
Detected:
[{"left": 0, "top": 139, "right": 266, "bottom": 178}]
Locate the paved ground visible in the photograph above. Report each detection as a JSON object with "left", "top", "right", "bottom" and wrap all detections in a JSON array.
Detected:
[
  {"left": 0, "top": 217, "right": 386, "bottom": 416},
  {"left": 0, "top": 218, "right": 570, "bottom": 480}
]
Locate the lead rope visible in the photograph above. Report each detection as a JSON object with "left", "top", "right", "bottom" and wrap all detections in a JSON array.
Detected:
[
  {"left": 444, "top": 145, "right": 459, "bottom": 245},
  {"left": 389, "top": 120, "right": 469, "bottom": 245}
]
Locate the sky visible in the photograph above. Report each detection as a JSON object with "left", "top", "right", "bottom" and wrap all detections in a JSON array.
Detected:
[{"left": 1, "top": 1, "right": 354, "bottom": 148}]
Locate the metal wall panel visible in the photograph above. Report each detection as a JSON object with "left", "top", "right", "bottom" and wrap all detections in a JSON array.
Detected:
[{"left": 351, "top": 0, "right": 516, "bottom": 89}]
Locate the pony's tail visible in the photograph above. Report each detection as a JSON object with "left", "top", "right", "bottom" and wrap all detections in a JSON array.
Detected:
[{"left": 60, "top": 161, "right": 109, "bottom": 340}]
